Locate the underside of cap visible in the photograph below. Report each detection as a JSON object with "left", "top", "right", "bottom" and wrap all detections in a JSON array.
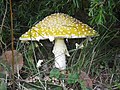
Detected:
[{"left": 19, "top": 13, "right": 99, "bottom": 41}]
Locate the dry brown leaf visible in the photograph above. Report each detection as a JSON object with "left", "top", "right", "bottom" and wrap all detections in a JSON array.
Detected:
[
  {"left": 0, "top": 50, "right": 23, "bottom": 75},
  {"left": 80, "top": 71, "right": 93, "bottom": 89}
]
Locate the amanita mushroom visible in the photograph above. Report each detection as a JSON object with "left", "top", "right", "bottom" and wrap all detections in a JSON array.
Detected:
[{"left": 19, "top": 13, "right": 99, "bottom": 70}]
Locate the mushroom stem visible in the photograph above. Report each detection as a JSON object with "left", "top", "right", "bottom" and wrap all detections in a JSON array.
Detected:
[{"left": 52, "top": 38, "right": 70, "bottom": 70}]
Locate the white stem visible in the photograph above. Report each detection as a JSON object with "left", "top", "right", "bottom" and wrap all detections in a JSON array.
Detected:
[{"left": 52, "top": 38, "right": 70, "bottom": 70}]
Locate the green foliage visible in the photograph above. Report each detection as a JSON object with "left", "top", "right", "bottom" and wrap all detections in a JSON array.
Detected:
[
  {"left": 0, "top": 80, "right": 7, "bottom": 90},
  {"left": 88, "top": 0, "right": 119, "bottom": 26},
  {"left": 67, "top": 72, "right": 79, "bottom": 84},
  {"left": 115, "top": 83, "right": 120, "bottom": 89},
  {"left": 50, "top": 68, "right": 60, "bottom": 79}
]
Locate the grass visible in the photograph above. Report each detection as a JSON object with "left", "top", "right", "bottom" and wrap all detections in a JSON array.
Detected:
[
  {"left": 0, "top": 30, "right": 120, "bottom": 90},
  {"left": 3, "top": 28, "right": 118, "bottom": 90}
]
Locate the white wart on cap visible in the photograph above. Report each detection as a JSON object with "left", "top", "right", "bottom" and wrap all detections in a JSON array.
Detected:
[{"left": 19, "top": 13, "right": 99, "bottom": 41}]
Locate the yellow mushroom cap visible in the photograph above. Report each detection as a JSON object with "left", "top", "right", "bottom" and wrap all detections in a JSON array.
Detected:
[{"left": 19, "top": 13, "right": 99, "bottom": 41}]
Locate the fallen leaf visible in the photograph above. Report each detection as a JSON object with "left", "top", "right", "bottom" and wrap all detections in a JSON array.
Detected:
[
  {"left": 0, "top": 50, "right": 24, "bottom": 75},
  {"left": 80, "top": 71, "right": 93, "bottom": 89}
]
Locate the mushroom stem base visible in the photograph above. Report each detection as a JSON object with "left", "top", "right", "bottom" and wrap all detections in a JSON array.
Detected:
[{"left": 52, "top": 38, "right": 70, "bottom": 70}]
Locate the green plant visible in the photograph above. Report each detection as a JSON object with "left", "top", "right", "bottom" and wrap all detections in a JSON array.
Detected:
[{"left": 0, "top": 80, "right": 7, "bottom": 90}]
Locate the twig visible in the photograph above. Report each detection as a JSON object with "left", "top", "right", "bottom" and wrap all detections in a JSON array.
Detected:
[
  {"left": 0, "top": 0, "right": 8, "bottom": 50},
  {"left": 0, "top": 0, "right": 8, "bottom": 33},
  {"left": 9, "top": 0, "right": 15, "bottom": 89},
  {"left": 110, "top": 74, "right": 114, "bottom": 85}
]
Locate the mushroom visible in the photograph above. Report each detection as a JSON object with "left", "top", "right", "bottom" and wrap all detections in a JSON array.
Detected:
[{"left": 19, "top": 13, "right": 99, "bottom": 70}]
